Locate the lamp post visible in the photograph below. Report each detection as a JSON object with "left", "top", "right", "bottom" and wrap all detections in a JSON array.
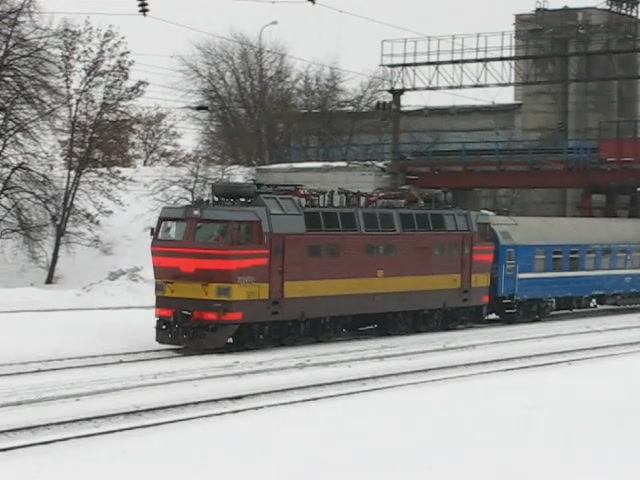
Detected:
[{"left": 258, "top": 20, "right": 278, "bottom": 165}]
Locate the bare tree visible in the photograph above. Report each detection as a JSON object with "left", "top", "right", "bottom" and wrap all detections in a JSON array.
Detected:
[
  {"left": 150, "top": 150, "right": 238, "bottom": 205},
  {"left": 183, "top": 33, "right": 297, "bottom": 166},
  {"left": 130, "top": 107, "right": 182, "bottom": 166},
  {"left": 0, "top": 0, "right": 58, "bottom": 243},
  {"left": 42, "top": 20, "right": 145, "bottom": 284}
]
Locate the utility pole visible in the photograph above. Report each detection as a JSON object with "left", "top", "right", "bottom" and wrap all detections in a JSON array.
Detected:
[
  {"left": 258, "top": 20, "right": 278, "bottom": 166},
  {"left": 390, "top": 89, "right": 404, "bottom": 188}
]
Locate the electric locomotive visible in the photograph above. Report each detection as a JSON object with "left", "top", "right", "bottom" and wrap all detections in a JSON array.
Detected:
[{"left": 151, "top": 183, "right": 494, "bottom": 349}]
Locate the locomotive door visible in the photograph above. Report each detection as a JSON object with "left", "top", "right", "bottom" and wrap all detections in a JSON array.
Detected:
[
  {"left": 269, "top": 235, "right": 285, "bottom": 300},
  {"left": 461, "top": 235, "right": 472, "bottom": 295}
]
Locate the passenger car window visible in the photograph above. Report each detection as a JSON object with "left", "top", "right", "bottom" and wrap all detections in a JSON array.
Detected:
[
  {"left": 552, "top": 250, "right": 563, "bottom": 271},
  {"left": 585, "top": 249, "right": 596, "bottom": 270},
  {"left": 195, "top": 222, "right": 229, "bottom": 244},
  {"left": 615, "top": 249, "right": 627, "bottom": 269},
  {"left": 535, "top": 249, "right": 546, "bottom": 272},
  {"left": 569, "top": 249, "right": 580, "bottom": 271},
  {"left": 632, "top": 248, "right": 640, "bottom": 269},
  {"left": 157, "top": 220, "right": 187, "bottom": 241},
  {"left": 601, "top": 248, "right": 611, "bottom": 270}
]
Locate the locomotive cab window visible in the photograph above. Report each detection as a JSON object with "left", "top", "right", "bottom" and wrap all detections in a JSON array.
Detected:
[
  {"left": 157, "top": 220, "right": 187, "bottom": 241},
  {"left": 195, "top": 222, "right": 229, "bottom": 244},
  {"left": 263, "top": 197, "right": 284, "bottom": 214}
]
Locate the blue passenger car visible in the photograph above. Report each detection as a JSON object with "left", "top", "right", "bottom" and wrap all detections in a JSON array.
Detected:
[{"left": 488, "top": 216, "right": 640, "bottom": 320}]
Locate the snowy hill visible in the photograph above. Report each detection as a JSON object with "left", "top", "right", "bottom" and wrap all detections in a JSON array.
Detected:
[{"left": 0, "top": 166, "right": 252, "bottom": 310}]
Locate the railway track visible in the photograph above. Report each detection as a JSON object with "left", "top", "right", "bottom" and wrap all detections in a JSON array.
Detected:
[
  {"left": 3, "top": 305, "right": 638, "bottom": 378},
  {"left": 0, "top": 336, "right": 638, "bottom": 453},
  {"left": 0, "top": 348, "right": 182, "bottom": 377},
  {"left": 3, "top": 320, "right": 640, "bottom": 410}
]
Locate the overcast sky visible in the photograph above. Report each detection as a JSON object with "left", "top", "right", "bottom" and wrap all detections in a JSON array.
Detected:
[{"left": 39, "top": 0, "right": 603, "bottom": 139}]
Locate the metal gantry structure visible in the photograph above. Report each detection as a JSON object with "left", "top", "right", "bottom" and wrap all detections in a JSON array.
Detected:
[{"left": 380, "top": 24, "right": 640, "bottom": 93}]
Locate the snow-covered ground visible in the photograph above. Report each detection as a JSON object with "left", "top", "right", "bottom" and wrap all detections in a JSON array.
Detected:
[
  {"left": 2, "top": 349, "right": 639, "bottom": 479},
  {"left": 0, "top": 165, "right": 251, "bottom": 310}
]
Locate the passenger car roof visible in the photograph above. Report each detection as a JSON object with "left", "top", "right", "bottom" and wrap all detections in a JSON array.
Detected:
[{"left": 489, "top": 216, "right": 640, "bottom": 246}]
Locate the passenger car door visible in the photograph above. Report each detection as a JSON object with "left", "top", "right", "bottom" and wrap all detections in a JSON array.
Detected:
[{"left": 502, "top": 248, "right": 518, "bottom": 296}]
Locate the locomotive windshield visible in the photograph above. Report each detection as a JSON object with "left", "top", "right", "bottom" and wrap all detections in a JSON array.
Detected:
[
  {"left": 157, "top": 220, "right": 187, "bottom": 241},
  {"left": 194, "top": 221, "right": 261, "bottom": 245}
]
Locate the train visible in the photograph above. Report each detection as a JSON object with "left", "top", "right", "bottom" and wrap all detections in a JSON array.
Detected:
[{"left": 150, "top": 183, "right": 640, "bottom": 350}]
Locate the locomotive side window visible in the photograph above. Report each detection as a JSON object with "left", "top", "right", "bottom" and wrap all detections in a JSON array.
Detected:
[
  {"left": 444, "top": 214, "right": 457, "bottom": 231},
  {"left": 322, "top": 211, "right": 340, "bottom": 231},
  {"left": 569, "top": 249, "right": 580, "bottom": 271},
  {"left": 263, "top": 197, "right": 284, "bottom": 214},
  {"left": 535, "top": 249, "right": 546, "bottom": 272},
  {"left": 456, "top": 214, "right": 470, "bottom": 231},
  {"left": 601, "top": 248, "right": 611, "bottom": 269},
  {"left": 379, "top": 212, "right": 396, "bottom": 232},
  {"left": 157, "top": 220, "right": 187, "bottom": 241},
  {"left": 339, "top": 212, "right": 358, "bottom": 232},
  {"left": 585, "top": 249, "right": 596, "bottom": 270},
  {"left": 415, "top": 213, "right": 431, "bottom": 232},
  {"left": 363, "top": 212, "right": 380, "bottom": 232},
  {"left": 325, "top": 244, "right": 340, "bottom": 257},
  {"left": 278, "top": 197, "right": 300, "bottom": 214},
  {"left": 433, "top": 244, "right": 444, "bottom": 256},
  {"left": 304, "top": 212, "right": 322, "bottom": 232},
  {"left": 552, "top": 250, "right": 563, "bottom": 271},
  {"left": 400, "top": 213, "right": 417, "bottom": 232},
  {"left": 430, "top": 214, "right": 446, "bottom": 231},
  {"left": 307, "top": 245, "right": 322, "bottom": 257}
]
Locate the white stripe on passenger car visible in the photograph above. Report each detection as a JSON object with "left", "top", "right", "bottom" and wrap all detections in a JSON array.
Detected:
[{"left": 518, "top": 269, "right": 640, "bottom": 279}]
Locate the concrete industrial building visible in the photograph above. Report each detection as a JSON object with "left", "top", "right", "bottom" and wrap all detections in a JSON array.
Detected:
[{"left": 268, "top": 4, "right": 640, "bottom": 217}]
